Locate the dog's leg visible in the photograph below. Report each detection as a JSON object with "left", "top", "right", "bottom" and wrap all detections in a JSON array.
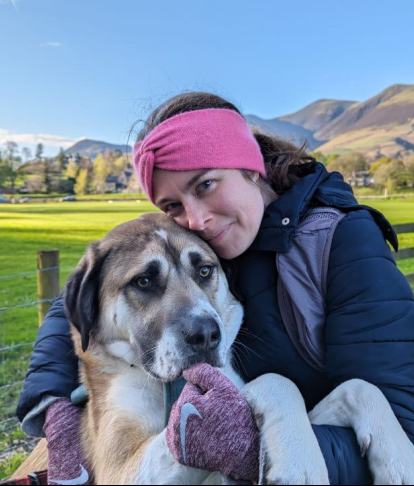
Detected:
[
  {"left": 128, "top": 430, "right": 211, "bottom": 486},
  {"left": 308, "top": 379, "right": 414, "bottom": 485},
  {"left": 242, "top": 374, "right": 330, "bottom": 485},
  {"left": 90, "top": 414, "right": 211, "bottom": 485}
]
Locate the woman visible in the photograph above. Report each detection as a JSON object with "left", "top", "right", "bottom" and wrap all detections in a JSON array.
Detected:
[{"left": 17, "top": 92, "right": 414, "bottom": 485}]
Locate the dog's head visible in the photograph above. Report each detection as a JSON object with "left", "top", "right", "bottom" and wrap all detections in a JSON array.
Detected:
[{"left": 64, "top": 213, "right": 243, "bottom": 381}]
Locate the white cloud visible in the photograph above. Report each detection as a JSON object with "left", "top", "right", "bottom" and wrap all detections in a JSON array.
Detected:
[
  {"left": 0, "top": 0, "right": 20, "bottom": 10},
  {"left": 41, "top": 41, "right": 65, "bottom": 48},
  {"left": 0, "top": 128, "right": 76, "bottom": 157}
]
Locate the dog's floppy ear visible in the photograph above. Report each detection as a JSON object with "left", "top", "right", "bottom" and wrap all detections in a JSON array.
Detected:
[{"left": 64, "top": 241, "right": 109, "bottom": 352}]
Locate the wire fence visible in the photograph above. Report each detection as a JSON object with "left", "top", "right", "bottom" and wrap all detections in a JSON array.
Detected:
[{"left": 0, "top": 263, "right": 73, "bottom": 479}]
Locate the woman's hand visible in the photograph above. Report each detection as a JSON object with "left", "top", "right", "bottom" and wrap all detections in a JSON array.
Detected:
[
  {"left": 166, "top": 364, "right": 260, "bottom": 483},
  {"left": 44, "top": 399, "right": 91, "bottom": 485}
]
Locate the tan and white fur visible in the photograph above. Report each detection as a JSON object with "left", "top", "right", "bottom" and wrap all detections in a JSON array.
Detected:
[{"left": 64, "top": 213, "right": 414, "bottom": 485}]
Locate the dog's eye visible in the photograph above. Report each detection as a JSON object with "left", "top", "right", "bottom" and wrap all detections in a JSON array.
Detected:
[
  {"left": 200, "top": 267, "right": 213, "bottom": 278},
  {"left": 136, "top": 277, "right": 152, "bottom": 289}
]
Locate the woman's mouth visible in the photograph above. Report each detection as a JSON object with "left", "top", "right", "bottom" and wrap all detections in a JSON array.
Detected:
[{"left": 207, "top": 224, "right": 233, "bottom": 245}]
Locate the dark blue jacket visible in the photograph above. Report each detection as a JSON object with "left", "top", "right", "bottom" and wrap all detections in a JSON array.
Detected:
[{"left": 17, "top": 162, "right": 414, "bottom": 485}]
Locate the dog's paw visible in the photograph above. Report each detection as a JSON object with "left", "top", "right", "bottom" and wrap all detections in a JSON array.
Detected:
[
  {"left": 265, "top": 445, "right": 330, "bottom": 485},
  {"left": 242, "top": 374, "right": 329, "bottom": 485},
  {"left": 309, "top": 379, "right": 414, "bottom": 486},
  {"left": 365, "top": 434, "right": 414, "bottom": 485},
  {"left": 354, "top": 412, "right": 414, "bottom": 486},
  {"left": 262, "top": 411, "right": 330, "bottom": 485}
]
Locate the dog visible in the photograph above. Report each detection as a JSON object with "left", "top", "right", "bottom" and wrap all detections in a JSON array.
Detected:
[{"left": 64, "top": 213, "right": 414, "bottom": 485}]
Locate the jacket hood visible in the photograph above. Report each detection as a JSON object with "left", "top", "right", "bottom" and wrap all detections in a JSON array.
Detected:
[{"left": 250, "top": 162, "right": 397, "bottom": 253}]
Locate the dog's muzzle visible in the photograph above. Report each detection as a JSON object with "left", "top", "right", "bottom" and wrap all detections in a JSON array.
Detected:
[{"left": 184, "top": 318, "right": 222, "bottom": 353}]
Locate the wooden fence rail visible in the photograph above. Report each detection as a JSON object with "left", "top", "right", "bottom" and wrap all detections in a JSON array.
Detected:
[{"left": 36, "top": 250, "right": 60, "bottom": 327}]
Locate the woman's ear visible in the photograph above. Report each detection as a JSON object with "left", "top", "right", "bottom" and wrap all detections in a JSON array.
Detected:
[{"left": 64, "top": 241, "right": 109, "bottom": 352}]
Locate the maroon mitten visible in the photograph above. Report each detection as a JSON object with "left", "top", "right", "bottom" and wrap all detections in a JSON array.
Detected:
[
  {"left": 166, "top": 364, "right": 260, "bottom": 483},
  {"left": 44, "top": 399, "right": 91, "bottom": 485}
]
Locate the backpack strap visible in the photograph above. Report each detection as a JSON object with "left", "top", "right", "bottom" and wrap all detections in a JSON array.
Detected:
[{"left": 276, "top": 207, "right": 346, "bottom": 372}]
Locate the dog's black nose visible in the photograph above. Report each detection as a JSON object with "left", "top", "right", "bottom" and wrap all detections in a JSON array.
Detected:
[{"left": 185, "top": 318, "right": 221, "bottom": 352}]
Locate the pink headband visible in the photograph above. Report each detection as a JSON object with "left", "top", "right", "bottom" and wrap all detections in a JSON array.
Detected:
[{"left": 133, "top": 108, "right": 266, "bottom": 204}]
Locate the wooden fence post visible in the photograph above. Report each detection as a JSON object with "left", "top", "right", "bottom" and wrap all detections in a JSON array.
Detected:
[{"left": 37, "top": 250, "right": 60, "bottom": 327}]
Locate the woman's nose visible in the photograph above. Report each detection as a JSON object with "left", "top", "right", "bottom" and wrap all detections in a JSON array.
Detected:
[
  {"left": 188, "top": 212, "right": 207, "bottom": 232},
  {"left": 186, "top": 204, "right": 211, "bottom": 232}
]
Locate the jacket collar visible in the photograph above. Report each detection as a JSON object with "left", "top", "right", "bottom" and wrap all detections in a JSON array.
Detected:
[{"left": 250, "top": 162, "right": 358, "bottom": 253}]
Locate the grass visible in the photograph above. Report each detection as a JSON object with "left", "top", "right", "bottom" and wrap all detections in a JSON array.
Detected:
[
  {"left": 7, "top": 193, "right": 146, "bottom": 201},
  {"left": 0, "top": 200, "right": 158, "bottom": 479},
  {"left": 0, "top": 197, "right": 413, "bottom": 478},
  {"left": 361, "top": 198, "right": 414, "bottom": 274}
]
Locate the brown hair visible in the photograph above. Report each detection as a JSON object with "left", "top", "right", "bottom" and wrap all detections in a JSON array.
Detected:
[{"left": 136, "top": 92, "right": 315, "bottom": 196}]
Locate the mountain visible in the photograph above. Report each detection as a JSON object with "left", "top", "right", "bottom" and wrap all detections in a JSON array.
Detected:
[
  {"left": 316, "top": 85, "right": 414, "bottom": 140},
  {"left": 279, "top": 99, "right": 356, "bottom": 133},
  {"left": 316, "top": 85, "right": 414, "bottom": 158},
  {"left": 64, "top": 139, "right": 132, "bottom": 159},
  {"left": 245, "top": 114, "right": 321, "bottom": 149},
  {"left": 245, "top": 99, "right": 356, "bottom": 151},
  {"left": 248, "top": 84, "right": 414, "bottom": 159}
]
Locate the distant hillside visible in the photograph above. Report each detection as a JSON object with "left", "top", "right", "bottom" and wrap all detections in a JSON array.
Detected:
[
  {"left": 245, "top": 114, "right": 321, "bottom": 149},
  {"left": 246, "top": 99, "right": 356, "bottom": 151},
  {"left": 316, "top": 85, "right": 414, "bottom": 158},
  {"left": 316, "top": 85, "right": 414, "bottom": 140},
  {"left": 64, "top": 139, "right": 132, "bottom": 159},
  {"left": 247, "top": 85, "right": 414, "bottom": 160},
  {"left": 279, "top": 99, "right": 356, "bottom": 133}
]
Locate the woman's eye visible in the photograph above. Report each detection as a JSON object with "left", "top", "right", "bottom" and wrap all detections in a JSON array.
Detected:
[
  {"left": 136, "top": 277, "right": 152, "bottom": 289},
  {"left": 200, "top": 266, "right": 213, "bottom": 279},
  {"left": 199, "top": 180, "right": 213, "bottom": 191},
  {"left": 201, "top": 180, "right": 212, "bottom": 190},
  {"left": 165, "top": 203, "right": 181, "bottom": 213}
]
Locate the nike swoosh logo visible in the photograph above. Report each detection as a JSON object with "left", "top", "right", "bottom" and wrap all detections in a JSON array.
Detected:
[
  {"left": 180, "top": 403, "right": 202, "bottom": 465},
  {"left": 49, "top": 465, "right": 89, "bottom": 485}
]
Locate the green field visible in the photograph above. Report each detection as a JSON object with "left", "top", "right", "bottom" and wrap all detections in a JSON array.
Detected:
[
  {"left": 0, "top": 201, "right": 158, "bottom": 478},
  {"left": 0, "top": 198, "right": 413, "bottom": 478}
]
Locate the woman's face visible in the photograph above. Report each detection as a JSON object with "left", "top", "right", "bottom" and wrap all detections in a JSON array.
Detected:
[{"left": 153, "top": 168, "right": 274, "bottom": 260}]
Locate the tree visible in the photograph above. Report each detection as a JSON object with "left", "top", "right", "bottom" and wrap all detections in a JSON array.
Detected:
[
  {"left": 0, "top": 150, "right": 7, "bottom": 187},
  {"left": 93, "top": 154, "right": 112, "bottom": 193},
  {"left": 22, "top": 147, "right": 33, "bottom": 161},
  {"left": 373, "top": 159, "right": 407, "bottom": 193},
  {"left": 405, "top": 158, "right": 414, "bottom": 188},
  {"left": 43, "top": 160, "right": 53, "bottom": 193},
  {"left": 45, "top": 159, "right": 66, "bottom": 194},
  {"left": 35, "top": 143, "right": 44, "bottom": 161},
  {"left": 56, "top": 148, "right": 68, "bottom": 170},
  {"left": 126, "top": 171, "right": 141, "bottom": 193},
  {"left": 5, "top": 141, "right": 19, "bottom": 160},
  {"left": 74, "top": 168, "right": 90, "bottom": 195},
  {"left": 370, "top": 157, "right": 392, "bottom": 175},
  {"left": 113, "top": 155, "right": 128, "bottom": 176},
  {"left": 2, "top": 142, "right": 24, "bottom": 194},
  {"left": 311, "top": 151, "right": 327, "bottom": 164},
  {"left": 325, "top": 154, "right": 340, "bottom": 165},
  {"left": 66, "top": 159, "right": 79, "bottom": 180},
  {"left": 328, "top": 153, "right": 369, "bottom": 178}
]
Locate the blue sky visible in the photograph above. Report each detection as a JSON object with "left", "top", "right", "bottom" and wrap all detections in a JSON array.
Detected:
[{"left": 0, "top": 0, "right": 413, "bottom": 156}]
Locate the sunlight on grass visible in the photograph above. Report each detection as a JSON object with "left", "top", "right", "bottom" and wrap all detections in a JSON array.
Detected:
[{"left": 0, "top": 197, "right": 413, "bottom": 476}]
